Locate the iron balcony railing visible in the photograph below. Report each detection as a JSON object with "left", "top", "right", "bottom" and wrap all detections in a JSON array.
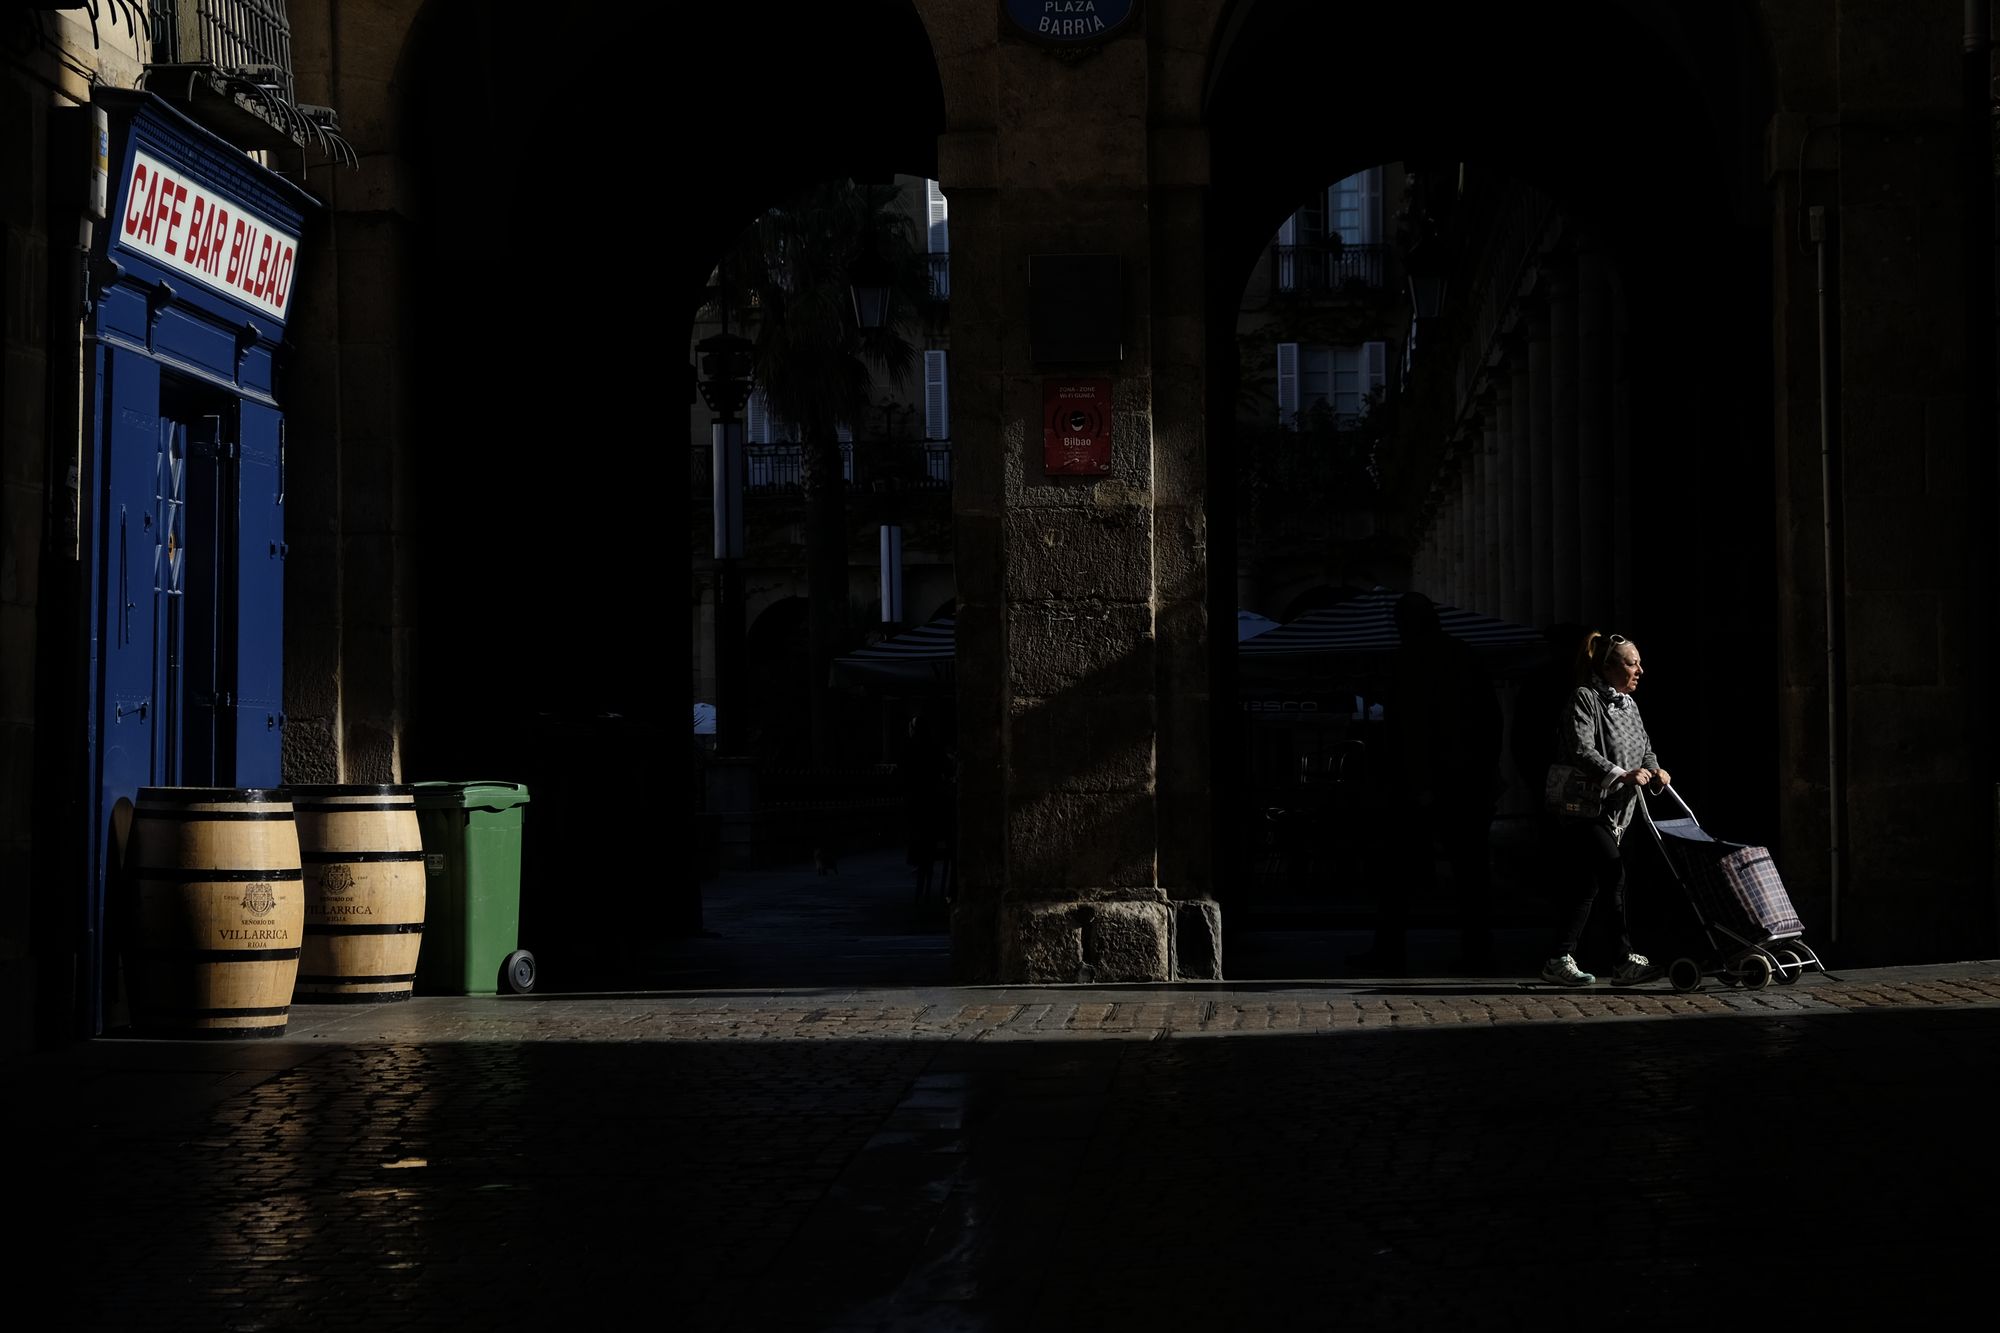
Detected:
[
  {"left": 926, "top": 253, "right": 951, "bottom": 301},
  {"left": 746, "top": 442, "right": 853, "bottom": 491},
  {"left": 144, "top": 0, "right": 354, "bottom": 163},
  {"left": 149, "top": 0, "right": 296, "bottom": 100},
  {"left": 690, "top": 441, "right": 954, "bottom": 497},
  {"left": 1272, "top": 242, "right": 1391, "bottom": 295}
]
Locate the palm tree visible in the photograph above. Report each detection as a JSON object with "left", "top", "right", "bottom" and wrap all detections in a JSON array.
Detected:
[{"left": 722, "top": 180, "right": 926, "bottom": 766}]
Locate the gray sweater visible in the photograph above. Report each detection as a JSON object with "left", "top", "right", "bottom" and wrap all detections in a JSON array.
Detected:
[{"left": 1560, "top": 683, "right": 1658, "bottom": 842}]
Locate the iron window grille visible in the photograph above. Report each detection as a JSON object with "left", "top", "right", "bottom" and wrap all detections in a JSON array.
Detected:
[
  {"left": 150, "top": 0, "right": 296, "bottom": 101},
  {"left": 144, "top": 1, "right": 355, "bottom": 165}
]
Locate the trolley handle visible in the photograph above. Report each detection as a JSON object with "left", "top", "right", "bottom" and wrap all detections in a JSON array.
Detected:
[{"left": 1644, "top": 779, "right": 1697, "bottom": 825}]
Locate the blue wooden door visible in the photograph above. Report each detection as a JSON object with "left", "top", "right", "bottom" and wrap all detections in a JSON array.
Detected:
[
  {"left": 87, "top": 357, "right": 288, "bottom": 1032},
  {"left": 89, "top": 350, "right": 163, "bottom": 1034},
  {"left": 95, "top": 352, "right": 166, "bottom": 800},
  {"left": 178, "top": 412, "right": 225, "bottom": 783},
  {"left": 233, "top": 401, "right": 285, "bottom": 785}
]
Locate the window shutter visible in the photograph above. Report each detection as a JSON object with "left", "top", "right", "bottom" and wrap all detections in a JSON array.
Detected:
[
  {"left": 1276, "top": 342, "right": 1299, "bottom": 426},
  {"left": 836, "top": 422, "right": 853, "bottom": 442},
  {"left": 1275, "top": 212, "right": 1298, "bottom": 291},
  {"left": 747, "top": 391, "right": 771, "bottom": 444},
  {"left": 926, "top": 180, "right": 951, "bottom": 299},
  {"left": 926, "top": 179, "right": 949, "bottom": 253},
  {"left": 1331, "top": 346, "right": 1358, "bottom": 417},
  {"left": 1364, "top": 340, "right": 1387, "bottom": 404},
  {"left": 924, "top": 350, "right": 950, "bottom": 440},
  {"left": 1359, "top": 167, "right": 1382, "bottom": 245}
]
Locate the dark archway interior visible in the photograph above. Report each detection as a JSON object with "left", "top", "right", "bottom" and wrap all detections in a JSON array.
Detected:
[
  {"left": 1205, "top": 0, "right": 1780, "bottom": 853},
  {"left": 671, "top": 1, "right": 946, "bottom": 317},
  {"left": 396, "top": 0, "right": 1781, "bottom": 980},
  {"left": 399, "top": 0, "right": 946, "bottom": 779},
  {"left": 391, "top": 0, "right": 945, "bottom": 986}
]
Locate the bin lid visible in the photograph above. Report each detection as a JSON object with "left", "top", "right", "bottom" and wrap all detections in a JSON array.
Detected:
[{"left": 411, "top": 780, "right": 530, "bottom": 811}]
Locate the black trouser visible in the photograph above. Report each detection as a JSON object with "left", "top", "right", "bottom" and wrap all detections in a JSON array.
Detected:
[{"left": 1553, "top": 818, "right": 1632, "bottom": 960}]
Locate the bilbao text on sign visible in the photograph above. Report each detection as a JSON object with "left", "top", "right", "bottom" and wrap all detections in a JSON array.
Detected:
[
  {"left": 118, "top": 149, "right": 300, "bottom": 323},
  {"left": 1043, "top": 379, "right": 1113, "bottom": 475}
]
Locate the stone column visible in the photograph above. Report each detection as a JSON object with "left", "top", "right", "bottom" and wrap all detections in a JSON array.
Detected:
[
  {"left": 1548, "top": 256, "right": 1581, "bottom": 623},
  {"left": 1468, "top": 437, "right": 1486, "bottom": 611},
  {"left": 1450, "top": 465, "right": 1469, "bottom": 607},
  {"left": 287, "top": 0, "right": 416, "bottom": 784},
  {"left": 1440, "top": 472, "right": 1456, "bottom": 596},
  {"left": 1609, "top": 278, "right": 1633, "bottom": 618},
  {"left": 1147, "top": 116, "right": 1218, "bottom": 980},
  {"left": 1527, "top": 304, "right": 1553, "bottom": 627},
  {"left": 1765, "top": 3, "right": 1993, "bottom": 963},
  {"left": 1828, "top": 98, "right": 1982, "bottom": 960},
  {"left": 1577, "top": 241, "right": 1613, "bottom": 624},
  {"left": 1440, "top": 478, "right": 1456, "bottom": 600},
  {"left": 1424, "top": 510, "right": 1441, "bottom": 596},
  {"left": 1460, "top": 428, "right": 1477, "bottom": 611},
  {"left": 1494, "top": 374, "right": 1517, "bottom": 622},
  {"left": 1508, "top": 346, "right": 1533, "bottom": 626},
  {"left": 1482, "top": 404, "right": 1503, "bottom": 614},
  {"left": 938, "top": 15, "right": 1216, "bottom": 983}
]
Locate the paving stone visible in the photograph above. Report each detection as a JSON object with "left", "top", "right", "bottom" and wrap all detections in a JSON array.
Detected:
[{"left": 15, "top": 844, "right": 2000, "bottom": 1329}]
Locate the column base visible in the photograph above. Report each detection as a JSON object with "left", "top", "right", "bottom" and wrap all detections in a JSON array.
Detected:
[{"left": 999, "top": 896, "right": 1223, "bottom": 982}]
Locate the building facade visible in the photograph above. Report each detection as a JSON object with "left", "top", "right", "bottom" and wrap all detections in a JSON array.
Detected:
[
  {"left": 5, "top": 2, "right": 1995, "bottom": 1046},
  {"left": 687, "top": 174, "right": 959, "bottom": 766}
]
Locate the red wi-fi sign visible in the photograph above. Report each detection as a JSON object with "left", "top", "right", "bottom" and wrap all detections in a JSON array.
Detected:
[{"left": 1042, "top": 378, "right": 1113, "bottom": 476}]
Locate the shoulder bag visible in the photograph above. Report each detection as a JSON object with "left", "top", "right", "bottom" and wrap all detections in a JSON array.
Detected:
[{"left": 1544, "top": 693, "right": 1613, "bottom": 819}]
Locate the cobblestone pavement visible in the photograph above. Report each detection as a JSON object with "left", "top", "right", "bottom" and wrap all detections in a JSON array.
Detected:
[{"left": 19, "top": 851, "right": 2000, "bottom": 1330}]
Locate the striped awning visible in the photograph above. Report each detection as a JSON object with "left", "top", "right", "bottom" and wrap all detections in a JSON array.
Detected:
[
  {"left": 1238, "top": 588, "right": 1547, "bottom": 672},
  {"left": 829, "top": 617, "right": 959, "bottom": 688},
  {"left": 1234, "top": 609, "right": 1280, "bottom": 641},
  {"left": 830, "top": 609, "right": 1281, "bottom": 688}
]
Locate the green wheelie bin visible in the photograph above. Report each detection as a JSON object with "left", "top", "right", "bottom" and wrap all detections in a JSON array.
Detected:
[{"left": 412, "top": 781, "right": 535, "bottom": 995}]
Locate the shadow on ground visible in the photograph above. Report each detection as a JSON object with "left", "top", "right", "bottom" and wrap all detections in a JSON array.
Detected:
[
  {"left": 35, "top": 1005, "right": 2000, "bottom": 1331},
  {"left": 648, "top": 841, "right": 1701, "bottom": 989}
]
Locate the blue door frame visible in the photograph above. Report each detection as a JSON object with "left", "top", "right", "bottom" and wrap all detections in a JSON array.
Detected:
[{"left": 77, "top": 93, "right": 312, "bottom": 1035}]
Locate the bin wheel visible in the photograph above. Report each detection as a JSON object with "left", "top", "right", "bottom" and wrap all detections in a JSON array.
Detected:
[
  {"left": 1739, "top": 954, "right": 1773, "bottom": 991},
  {"left": 1667, "top": 958, "right": 1703, "bottom": 993},
  {"left": 501, "top": 949, "right": 537, "bottom": 995},
  {"left": 1774, "top": 949, "right": 1804, "bottom": 985}
]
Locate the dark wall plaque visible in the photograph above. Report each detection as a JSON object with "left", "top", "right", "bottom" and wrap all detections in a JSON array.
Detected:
[
  {"left": 1029, "top": 254, "right": 1123, "bottom": 363},
  {"left": 1003, "top": 0, "right": 1139, "bottom": 45}
]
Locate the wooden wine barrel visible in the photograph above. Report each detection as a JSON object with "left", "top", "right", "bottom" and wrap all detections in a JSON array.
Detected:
[
  {"left": 128, "top": 787, "right": 303, "bottom": 1038},
  {"left": 291, "top": 785, "right": 426, "bottom": 1003}
]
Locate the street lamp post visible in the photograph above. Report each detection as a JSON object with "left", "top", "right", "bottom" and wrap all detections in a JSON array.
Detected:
[
  {"left": 698, "top": 329, "right": 754, "bottom": 756},
  {"left": 871, "top": 399, "right": 914, "bottom": 631},
  {"left": 879, "top": 522, "right": 904, "bottom": 628}
]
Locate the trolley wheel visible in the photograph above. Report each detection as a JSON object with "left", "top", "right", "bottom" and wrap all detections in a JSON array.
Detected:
[
  {"left": 1774, "top": 949, "right": 1804, "bottom": 985},
  {"left": 500, "top": 949, "right": 537, "bottom": 995},
  {"left": 1739, "top": 954, "right": 1773, "bottom": 991},
  {"left": 1667, "top": 958, "right": 1703, "bottom": 993}
]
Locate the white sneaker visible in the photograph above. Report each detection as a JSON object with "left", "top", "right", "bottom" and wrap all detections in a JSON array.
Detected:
[
  {"left": 1611, "top": 954, "right": 1659, "bottom": 984},
  {"left": 1539, "top": 954, "right": 1595, "bottom": 986}
]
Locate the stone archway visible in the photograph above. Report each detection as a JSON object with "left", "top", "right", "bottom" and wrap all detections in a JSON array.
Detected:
[
  {"left": 284, "top": 0, "right": 949, "bottom": 782},
  {"left": 1199, "top": 0, "right": 1999, "bottom": 965},
  {"left": 910, "top": 0, "right": 1995, "bottom": 976},
  {"left": 287, "top": 0, "right": 1995, "bottom": 977}
]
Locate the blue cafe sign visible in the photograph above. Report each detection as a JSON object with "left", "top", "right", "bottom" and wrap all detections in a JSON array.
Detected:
[{"left": 1004, "top": 0, "right": 1139, "bottom": 44}]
